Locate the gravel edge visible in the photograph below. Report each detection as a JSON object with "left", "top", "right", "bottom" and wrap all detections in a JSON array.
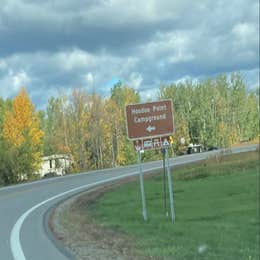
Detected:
[{"left": 47, "top": 176, "right": 152, "bottom": 260}]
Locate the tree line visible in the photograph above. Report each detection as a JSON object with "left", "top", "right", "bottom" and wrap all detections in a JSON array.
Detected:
[{"left": 0, "top": 73, "right": 258, "bottom": 185}]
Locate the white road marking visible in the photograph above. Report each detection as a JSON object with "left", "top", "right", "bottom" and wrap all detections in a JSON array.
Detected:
[
  {"left": 10, "top": 169, "right": 159, "bottom": 260},
  {"left": 9, "top": 155, "right": 207, "bottom": 260}
]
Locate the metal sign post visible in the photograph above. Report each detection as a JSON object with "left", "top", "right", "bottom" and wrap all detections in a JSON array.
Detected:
[
  {"left": 162, "top": 148, "right": 168, "bottom": 217},
  {"left": 165, "top": 147, "right": 175, "bottom": 223},
  {"left": 137, "top": 150, "right": 148, "bottom": 221}
]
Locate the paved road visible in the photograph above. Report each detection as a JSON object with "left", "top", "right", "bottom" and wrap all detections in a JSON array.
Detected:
[{"left": 0, "top": 145, "right": 257, "bottom": 260}]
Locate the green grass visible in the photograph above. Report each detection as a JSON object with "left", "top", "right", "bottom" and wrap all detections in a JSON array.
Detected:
[{"left": 89, "top": 151, "right": 259, "bottom": 260}]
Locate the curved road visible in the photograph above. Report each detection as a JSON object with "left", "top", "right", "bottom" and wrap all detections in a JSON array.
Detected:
[{"left": 0, "top": 145, "right": 257, "bottom": 260}]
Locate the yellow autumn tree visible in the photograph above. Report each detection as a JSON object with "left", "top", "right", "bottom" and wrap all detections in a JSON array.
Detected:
[{"left": 3, "top": 87, "right": 43, "bottom": 181}]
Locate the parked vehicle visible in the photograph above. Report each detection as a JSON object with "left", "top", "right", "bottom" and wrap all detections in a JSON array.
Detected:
[
  {"left": 43, "top": 172, "right": 58, "bottom": 178},
  {"left": 187, "top": 143, "right": 203, "bottom": 154},
  {"left": 207, "top": 146, "right": 218, "bottom": 151}
]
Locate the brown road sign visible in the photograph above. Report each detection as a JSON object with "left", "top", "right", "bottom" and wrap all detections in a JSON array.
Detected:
[{"left": 125, "top": 100, "right": 174, "bottom": 140}]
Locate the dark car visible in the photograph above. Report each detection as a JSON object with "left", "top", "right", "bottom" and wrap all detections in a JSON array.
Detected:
[
  {"left": 207, "top": 146, "right": 218, "bottom": 151},
  {"left": 43, "top": 172, "right": 58, "bottom": 178}
]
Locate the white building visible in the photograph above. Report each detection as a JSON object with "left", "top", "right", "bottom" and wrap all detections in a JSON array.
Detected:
[{"left": 37, "top": 154, "right": 71, "bottom": 178}]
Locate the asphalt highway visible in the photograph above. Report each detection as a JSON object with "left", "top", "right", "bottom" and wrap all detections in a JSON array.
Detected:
[{"left": 0, "top": 144, "right": 257, "bottom": 260}]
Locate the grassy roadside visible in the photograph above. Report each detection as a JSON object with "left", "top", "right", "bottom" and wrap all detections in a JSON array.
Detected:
[{"left": 88, "top": 151, "right": 259, "bottom": 260}]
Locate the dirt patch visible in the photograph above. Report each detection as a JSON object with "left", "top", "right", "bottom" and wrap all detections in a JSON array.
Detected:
[{"left": 48, "top": 174, "right": 159, "bottom": 260}]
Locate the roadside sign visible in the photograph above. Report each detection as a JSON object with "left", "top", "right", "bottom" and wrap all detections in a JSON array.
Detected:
[
  {"left": 128, "top": 100, "right": 176, "bottom": 223},
  {"left": 125, "top": 100, "right": 174, "bottom": 140},
  {"left": 133, "top": 136, "right": 172, "bottom": 151},
  {"left": 162, "top": 137, "right": 170, "bottom": 147}
]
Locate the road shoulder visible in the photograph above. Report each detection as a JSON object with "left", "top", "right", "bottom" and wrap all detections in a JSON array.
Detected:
[{"left": 47, "top": 177, "right": 146, "bottom": 260}]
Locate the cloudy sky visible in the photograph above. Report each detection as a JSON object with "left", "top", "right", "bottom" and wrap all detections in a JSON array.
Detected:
[{"left": 0, "top": 0, "right": 259, "bottom": 109}]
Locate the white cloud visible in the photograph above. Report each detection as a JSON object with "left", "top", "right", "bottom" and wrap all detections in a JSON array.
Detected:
[
  {"left": 85, "top": 72, "right": 94, "bottom": 86},
  {"left": 232, "top": 23, "right": 256, "bottom": 37},
  {"left": 232, "top": 23, "right": 258, "bottom": 49},
  {"left": 55, "top": 49, "right": 95, "bottom": 71},
  {"left": 128, "top": 72, "right": 143, "bottom": 90},
  {"left": 12, "top": 70, "right": 30, "bottom": 89},
  {"left": 0, "top": 69, "right": 30, "bottom": 99},
  {"left": 138, "top": 30, "right": 195, "bottom": 65},
  {"left": 138, "top": 88, "right": 158, "bottom": 102},
  {"left": 0, "top": 60, "right": 7, "bottom": 71}
]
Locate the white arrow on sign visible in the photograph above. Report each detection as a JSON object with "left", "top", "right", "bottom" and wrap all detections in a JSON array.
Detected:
[{"left": 146, "top": 125, "right": 156, "bottom": 133}]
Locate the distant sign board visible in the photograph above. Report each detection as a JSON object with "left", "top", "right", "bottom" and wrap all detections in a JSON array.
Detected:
[{"left": 125, "top": 100, "right": 174, "bottom": 140}]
